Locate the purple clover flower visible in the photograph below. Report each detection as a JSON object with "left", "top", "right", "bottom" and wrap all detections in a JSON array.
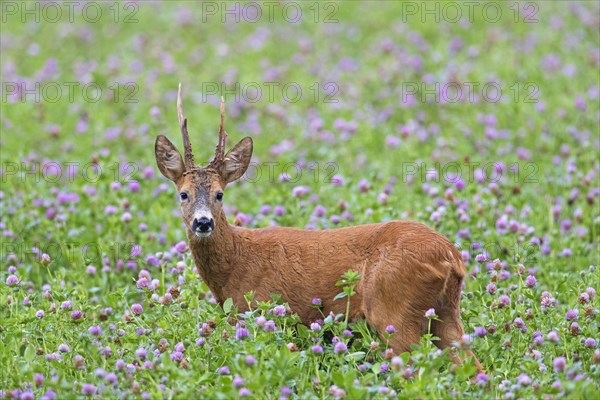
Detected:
[
  {"left": 565, "top": 309, "right": 578, "bottom": 321},
  {"left": 174, "top": 241, "right": 187, "bottom": 253},
  {"left": 547, "top": 331, "right": 560, "bottom": 342},
  {"left": 218, "top": 366, "right": 230, "bottom": 375},
  {"left": 272, "top": 305, "right": 286, "bottom": 317},
  {"left": 131, "top": 303, "right": 143, "bottom": 315},
  {"left": 170, "top": 351, "right": 184, "bottom": 362},
  {"left": 236, "top": 328, "right": 249, "bottom": 340},
  {"left": 311, "top": 345, "right": 323, "bottom": 353},
  {"left": 476, "top": 373, "right": 489, "bottom": 385},
  {"left": 5, "top": 275, "right": 18, "bottom": 286},
  {"left": 514, "top": 317, "right": 527, "bottom": 332},
  {"left": 333, "top": 342, "right": 347, "bottom": 354},
  {"left": 88, "top": 325, "right": 102, "bottom": 336},
  {"left": 135, "top": 348, "right": 147, "bottom": 359},
  {"left": 525, "top": 275, "right": 537, "bottom": 287},
  {"left": 58, "top": 344, "right": 70, "bottom": 353},
  {"left": 233, "top": 376, "right": 244, "bottom": 387},
  {"left": 70, "top": 310, "right": 83, "bottom": 321},
  {"left": 498, "top": 295, "right": 511, "bottom": 307},
  {"left": 474, "top": 327, "right": 487, "bottom": 337},
  {"left": 517, "top": 373, "right": 531, "bottom": 386},
  {"left": 81, "top": 384, "right": 96, "bottom": 396},
  {"left": 273, "top": 206, "right": 286, "bottom": 216},
  {"left": 264, "top": 320, "right": 276, "bottom": 332},
  {"left": 255, "top": 316, "right": 266, "bottom": 327},
  {"left": 553, "top": 356, "right": 566, "bottom": 372}
]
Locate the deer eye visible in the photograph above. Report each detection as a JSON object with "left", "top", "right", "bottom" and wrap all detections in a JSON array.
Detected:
[
  {"left": 215, "top": 192, "right": 224, "bottom": 201},
  {"left": 180, "top": 192, "right": 188, "bottom": 201}
]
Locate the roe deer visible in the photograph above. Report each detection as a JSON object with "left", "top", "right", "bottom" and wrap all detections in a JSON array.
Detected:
[{"left": 155, "top": 84, "right": 482, "bottom": 371}]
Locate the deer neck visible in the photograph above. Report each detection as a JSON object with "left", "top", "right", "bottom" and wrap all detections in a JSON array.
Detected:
[{"left": 187, "top": 208, "right": 237, "bottom": 303}]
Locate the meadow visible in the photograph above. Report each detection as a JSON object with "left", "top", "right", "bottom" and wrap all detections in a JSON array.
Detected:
[{"left": 1, "top": 1, "right": 599, "bottom": 398}]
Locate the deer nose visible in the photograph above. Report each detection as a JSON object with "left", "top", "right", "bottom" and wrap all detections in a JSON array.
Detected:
[{"left": 193, "top": 217, "right": 214, "bottom": 233}]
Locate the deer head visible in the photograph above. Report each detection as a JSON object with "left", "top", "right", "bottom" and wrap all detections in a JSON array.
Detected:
[{"left": 155, "top": 84, "right": 253, "bottom": 238}]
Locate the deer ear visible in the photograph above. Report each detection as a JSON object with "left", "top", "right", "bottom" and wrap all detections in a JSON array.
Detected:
[
  {"left": 218, "top": 137, "right": 253, "bottom": 185},
  {"left": 155, "top": 135, "right": 185, "bottom": 182}
]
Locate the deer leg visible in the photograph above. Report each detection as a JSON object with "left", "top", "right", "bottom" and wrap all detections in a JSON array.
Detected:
[
  {"left": 431, "top": 307, "right": 484, "bottom": 373},
  {"left": 387, "top": 319, "right": 426, "bottom": 354},
  {"left": 365, "top": 303, "right": 426, "bottom": 355}
]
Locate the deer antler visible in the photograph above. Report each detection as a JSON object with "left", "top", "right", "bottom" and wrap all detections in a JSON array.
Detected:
[
  {"left": 177, "top": 83, "right": 195, "bottom": 171},
  {"left": 210, "top": 96, "right": 228, "bottom": 167}
]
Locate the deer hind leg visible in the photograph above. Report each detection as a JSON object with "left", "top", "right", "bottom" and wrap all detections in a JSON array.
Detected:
[
  {"left": 363, "top": 264, "right": 446, "bottom": 354},
  {"left": 431, "top": 306, "right": 484, "bottom": 373},
  {"left": 365, "top": 302, "right": 427, "bottom": 354}
]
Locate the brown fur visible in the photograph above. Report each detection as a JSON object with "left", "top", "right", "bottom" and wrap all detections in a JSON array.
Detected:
[
  {"left": 189, "top": 213, "right": 481, "bottom": 369},
  {"left": 155, "top": 100, "right": 482, "bottom": 372}
]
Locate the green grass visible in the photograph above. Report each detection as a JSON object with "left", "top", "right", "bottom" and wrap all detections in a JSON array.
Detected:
[{"left": 1, "top": 1, "right": 599, "bottom": 398}]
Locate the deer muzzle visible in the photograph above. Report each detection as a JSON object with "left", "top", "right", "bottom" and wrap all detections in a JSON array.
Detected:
[{"left": 192, "top": 215, "right": 214, "bottom": 237}]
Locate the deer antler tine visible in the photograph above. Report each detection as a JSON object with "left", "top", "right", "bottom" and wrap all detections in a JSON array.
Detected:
[
  {"left": 220, "top": 96, "right": 225, "bottom": 134},
  {"left": 177, "top": 83, "right": 184, "bottom": 127},
  {"left": 178, "top": 83, "right": 195, "bottom": 171},
  {"left": 212, "top": 96, "right": 228, "bottom": 165}
]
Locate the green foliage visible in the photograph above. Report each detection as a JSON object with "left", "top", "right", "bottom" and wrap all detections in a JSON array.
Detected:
[{"left": 334, "top": 270, "right": 361, "bottom": 327}]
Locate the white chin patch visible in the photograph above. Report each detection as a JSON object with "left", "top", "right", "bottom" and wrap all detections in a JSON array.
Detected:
[{"left": 194, "top": 230, "right": 212, "bottom": 238}]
